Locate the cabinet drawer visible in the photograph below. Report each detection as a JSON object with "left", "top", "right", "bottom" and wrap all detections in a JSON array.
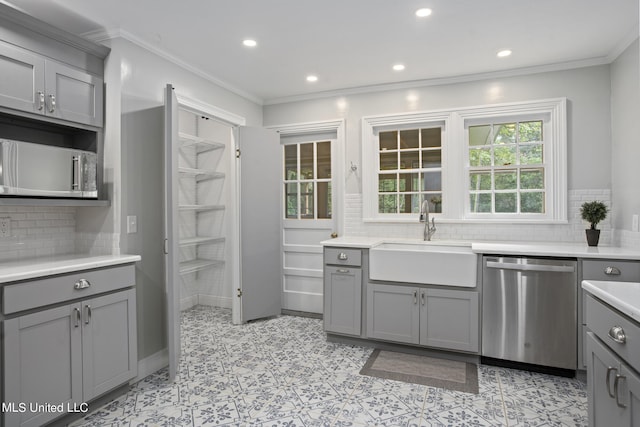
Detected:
[
  {"left": 325, "top": 248, "right": 362, "bottom": 267},
  {"left": 582, "top": 259, "right": 640, "bottom": 282},
  {"left": 586, "top": 294, "right": 640, "bottom": 368},
  {"left": 3, "top": 264, "right": 135, "bottom": 315}
]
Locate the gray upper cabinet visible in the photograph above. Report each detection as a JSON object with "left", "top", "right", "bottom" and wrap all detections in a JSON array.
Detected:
[{"left": 0, "top": 40, "right": 103, "bottom": 127}]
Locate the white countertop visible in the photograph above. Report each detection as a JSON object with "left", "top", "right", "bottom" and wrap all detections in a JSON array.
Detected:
[
  {"left": 582, "top": 280, "right": 640, "bottom": 322},
  {"left": 0, "top": 254, "right": 141, "bottom": 283},
  {"left": 321, "top": 237, "right": 640, "bottom": 260}
]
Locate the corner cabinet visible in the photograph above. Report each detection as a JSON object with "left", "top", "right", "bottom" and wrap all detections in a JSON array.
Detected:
[
  {"left": 323, "top": 248, "right": 363, "bottom": 336},
  {"left": 2, "top": 263, "right": 137, "bottom": 427},
  {"left": 366, "top": 283, "right": 479, "bottom": 353}
]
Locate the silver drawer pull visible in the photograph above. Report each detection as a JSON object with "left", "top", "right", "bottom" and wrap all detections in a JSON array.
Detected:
[
  {"left": 606, "top": 366, "right": 618, "bottom": 398},
  {"left": 74, "top": 278, "right": 91, "bottom": 290},
  {"left": 338, "top": 252, "right": 348, "bottom": 261},
  {"left": 608, "top": 326, "right": 626, "bottom": 344},
  {"left": 604, "top": 266, "right": 621, "bottom": 276},
  {"left": 336, "top": 268, "right": 350, "bottom": 274}
]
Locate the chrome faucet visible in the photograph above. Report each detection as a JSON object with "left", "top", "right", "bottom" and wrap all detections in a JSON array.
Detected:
[{"left": 419, "top": 200, "right": 436, "bottom": 241}]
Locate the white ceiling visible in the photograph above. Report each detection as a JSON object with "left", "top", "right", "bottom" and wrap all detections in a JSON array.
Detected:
[{"left": 3, "top": 0, "right": 639, "bottom": 104}]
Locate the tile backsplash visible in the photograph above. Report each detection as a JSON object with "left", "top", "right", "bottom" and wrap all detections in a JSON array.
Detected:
[{"left": 344, "top": 189, "right": 614, "bottom": 245}]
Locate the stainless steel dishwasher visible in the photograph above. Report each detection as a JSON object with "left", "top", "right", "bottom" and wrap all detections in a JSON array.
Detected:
[{"left": 482, "top": 256, "right": 577, "bottom": 372}]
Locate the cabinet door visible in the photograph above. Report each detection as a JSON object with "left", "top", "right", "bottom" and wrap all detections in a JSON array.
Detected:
[
  {"left": 3, "top": 304, "right": 82, "bottom": 427},
  {"left": 420, "top": 289, "right": 479, "bottom": 352},
  {"left": 0, "top": 40, "right": 45, "bottom": 115},
  {"left": 324, "top": 266, "right": 361, "bottom": 336},
  {"left": 366, "top": 283, "right": 419, "bottom": 344},
  {"left": 82, "top": 289, "right": 137, "bottom": 400},
  {"left": 620, "top": 364, "right": 640, "bottom": 426},
  {"left": 586, "top": 332, "right": 628, "bottom": 426},
  {"left": 45, "top": 60, "right": 103, "bottom": 127}
]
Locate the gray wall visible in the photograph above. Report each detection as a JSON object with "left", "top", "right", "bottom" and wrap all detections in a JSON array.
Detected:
[
  {"left": 77, "top": 37, "right": 262, "bottom": 361},
  {"left": 611, "top": 38, "right": 640, "bottom": 233},
  {"left": 264, "top": 65, "right": 613, "bottom": 195}
]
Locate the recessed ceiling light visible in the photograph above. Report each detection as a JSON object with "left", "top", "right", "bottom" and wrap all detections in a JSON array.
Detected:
[
  {"left": 242, "top": 39, "right": 257, "bottom": 47},
  {"left": 306, "top": 75, "right": 318, "bottom": 82},
  {"left": 497, "top": 49, "right": 512, "bottom": 58},
  {"left": 393, "top": 64, "right": 406, "bottom": 71},
  {"left": 415, "top": 8, "right": 432, "bottom": 17}
]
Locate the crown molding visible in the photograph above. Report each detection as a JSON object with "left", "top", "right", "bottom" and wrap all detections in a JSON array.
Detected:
[{"left": 82, "top": 28, "right": 264, "bottom": 106}]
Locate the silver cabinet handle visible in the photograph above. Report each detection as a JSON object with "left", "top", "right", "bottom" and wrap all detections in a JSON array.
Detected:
[
  {"left": 85, "top": 305, "right": 92, "bottom": 325},
  {"left": 338, "top": 252, "right": 348, "bottom": 260},
  {"left": 74, "top": 278, "right": 91, "bottom": 290},
  {"left": 604, "top": 266, "right": 621, "bottom": 276},
  {"left": 485, "top": 261, "right": 575, "bottom": 273},
  {"left": 606, "top": 366, "right": 618, "bottom": 398},
  {"left": 614, "top": 374, "right": 627, "bottom": 408},
  {"left": 608, "top": 326, "right": 626, "bottom": 344},
  {"left": 37, "top": 91, "right": 45, "bottom": 110},
  {"left": 48, "top": 94, "right": 56, "bottom": 113},
  {"left": 413, "top": 290, "right": 418, "bottom": 304},
  {"left": 421, "top": 291, "right": 425, "bottom": 306},
  {"left": 74, "top": 307, "right": 81, "bottom": 328},
  {"left": 72, "top": 155, "right": 81, "bottom": 190},
  {"left": 336, "top": 268, "right": 350, "bottom": 274}
]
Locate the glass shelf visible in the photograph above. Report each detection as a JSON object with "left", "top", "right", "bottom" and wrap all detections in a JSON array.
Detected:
[
  {"left": 179, "top": 132, "right": 225, "bottom": 154},
  {"left": 179, "top": 258, "right": 224, "bottom": 275}
]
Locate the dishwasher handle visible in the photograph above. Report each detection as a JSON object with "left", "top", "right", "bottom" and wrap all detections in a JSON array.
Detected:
[{"left": 485, "top": 260, "right": 575, "bottom": 273}]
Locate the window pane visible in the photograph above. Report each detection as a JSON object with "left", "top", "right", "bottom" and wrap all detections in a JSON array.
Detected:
[
  {"left": 470, "top": 172, "right": 491, "bottom": 191},
  {"left": 285, "top": 183, "right": 298, "bottom": 218},
  {"left": 400, "top": 129, "right": 419, "bottom": 149},
  {"left": 284, "top": 145, "right": 297, "bottom": 180},
  {"left": 423, "top": 171, "right": 441, "bottom": 191},
  {"left": 300, "top": 182, "right": 314, "bottom": 218},
  {"left": 400, "top": 150, "right": 420, "bottom": 169},
  {"left": 427, "top": 193, "right": 443, "bottom": 213},
  {"left": 520, "top": 144, "right": 543, "bottom": 165},
  {"left": 520, "top": 168, "right": 544, "bottom": 190},
  {"left": 380, "top": 152, "right": 397, "bottom": 170},
  {"left": 469, "top": 125, "right": 491, "bottom": 146},
  {"left": 495, "top": 192, "right": 517, "bottom": 213},
  {"left": 317, "top": 182, "right": 332, "bottom": 218},
  {"left": 399, "top": 173, "right": 420, "bottom": 192},
  {"left": 494, "top": 123, "right": 516, "bottom": 144},
  {"left": 495, "top": 170, "right": 517, "bottom": 190},
  {"left": 422, "top": 149, "right": 441, "bottom": 168},
  {"left": 317, "top": 141, "right": 331, "bottom": 179},
  {"left": 470, "top": 193, "right": 492, "bottom": 213},
  {"left": 421, "top": 128, "right": 441, "bottom": 148},
  {"left": 379, "top": 194, "right": 397, "bottom": 213},
  {"left": 494, "top": 146, "right": 517, "bottom": 166},
  {"left": 519, "top": 121, "right": 542, "bottom": 143},
  {"left": 521, "top": 192, "right": 545, "bottom": 213},
  {"left": 300, "top": 143, "right": 314, "bottom": 179},
  {"left": 380, "top": 131, "right": 397, "bottom": 151},
  {"left": 378, "top": 174, "right": 397, "bottom": 192},
  {"left": 469, "top": 147, "right": 492, "bottom": 166},
  {"left": 399, "top": 193, "right": 421, "bottom": 214}
]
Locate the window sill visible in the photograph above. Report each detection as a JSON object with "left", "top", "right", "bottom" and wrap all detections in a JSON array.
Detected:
[{"left": 362, "top": 216, "right": 569, "bottom": 225}]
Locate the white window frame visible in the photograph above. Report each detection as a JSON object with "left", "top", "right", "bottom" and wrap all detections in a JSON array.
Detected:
[{"left": 361, "top": 98, "right": 567, "bottom": 223}]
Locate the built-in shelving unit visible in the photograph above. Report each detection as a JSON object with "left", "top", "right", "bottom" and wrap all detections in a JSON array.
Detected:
[{"left": 175, "top": 108, "right": 229, "bottom": 304}]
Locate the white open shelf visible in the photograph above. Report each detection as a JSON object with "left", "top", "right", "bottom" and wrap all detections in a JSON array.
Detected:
[
  {"left": 179, "top": 258, "right": 225, "bottom": 275},
  {"left": 179, "top": 132, "right": 225, "bottom": 153},
  {"left": 179, "top": 236, "right": 225, "bottom": 247},
  {"left": 179, "top": 204, "right": 225, "bottom": 212},
  {"left": 178, "top": 167, "right": 225, "bottom": 181}
]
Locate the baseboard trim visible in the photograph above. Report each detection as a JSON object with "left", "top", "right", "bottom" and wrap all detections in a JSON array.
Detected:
[
  {"left": 135, "top": 348, "right": 168, "bottom": 382},
  {"left": 198, "top": 294, "right": 232, "bottom": 308},
  {"left": 180, "top": 295, "right": 198, "bottom": 311}
]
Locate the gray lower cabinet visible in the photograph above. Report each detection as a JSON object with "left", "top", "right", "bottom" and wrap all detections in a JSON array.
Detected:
[
  {"left": 0, "top": 39, "right": 104, "bottom": 127},
  {"left": 586, "top": 332, "right": 640, "bottom": 426},
  {"left": 3, "top": 288, "right": 136, "bottom": 427},
  {"left": 366, "top": 283, "right": 479, "bottom": 352},
  {"left": 324, "top": 265, "right": 362, "bottom": 336}
]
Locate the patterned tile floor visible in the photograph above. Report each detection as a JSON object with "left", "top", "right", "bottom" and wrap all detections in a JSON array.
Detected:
[{"left": 71, "top": 306, "right": 588, "bottom": 426}]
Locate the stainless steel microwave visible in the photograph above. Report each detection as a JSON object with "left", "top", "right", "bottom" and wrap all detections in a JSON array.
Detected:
[{"left": 0, "top": 139, "right": 97, "bottom": 198}]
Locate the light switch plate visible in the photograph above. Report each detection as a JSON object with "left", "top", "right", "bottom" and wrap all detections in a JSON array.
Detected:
[{"left": 127, "top": 215, "right": 138, "bottom": 234}]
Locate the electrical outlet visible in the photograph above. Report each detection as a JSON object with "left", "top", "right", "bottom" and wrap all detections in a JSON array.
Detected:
[
  {"left": 0, "top": 217, "right": 10, "bottom": 238},
  {"left": 633, "top": 214, "right": 639, "bottom": 232}
]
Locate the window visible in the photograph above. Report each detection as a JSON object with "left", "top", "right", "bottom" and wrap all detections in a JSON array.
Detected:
[
  {"left": 284, "top": 141, "right": 332, "bottom": 219},
  {"left": 362, "top": 98, "right": 567, "bottom": 223},
  {"left": 378, "top": 127, "right": 443, "bottom": 214},
  {"left": 468, "top": 120, "right": 545, "bottom": 214}
]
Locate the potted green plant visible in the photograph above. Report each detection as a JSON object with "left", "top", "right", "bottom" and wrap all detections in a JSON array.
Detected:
[{"left": 580, "top": 201, "right": 608, "bottom": 246}]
